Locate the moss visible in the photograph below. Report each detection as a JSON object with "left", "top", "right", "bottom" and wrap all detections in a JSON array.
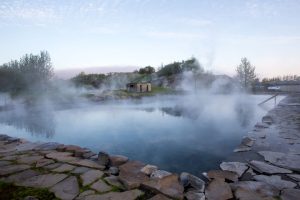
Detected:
[{"left": 0, "top": 181, "right": 59, "bottom": 200}]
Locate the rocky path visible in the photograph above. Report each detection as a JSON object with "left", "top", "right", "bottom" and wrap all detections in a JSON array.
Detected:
[{"left": 0, "top": 94, "right": 300, "bottom": 200}]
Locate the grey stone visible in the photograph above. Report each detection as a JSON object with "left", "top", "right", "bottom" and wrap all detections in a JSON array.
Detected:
[
  {"left": 249, "top": 160, "right": 292, "bottom": 174},
  {"left": 262, "top": 115, "right": 273, "bottom": 125},
  {"left": 52, "top": 163, "right": 76, "bottom": 172},
  {"left": 2, "top": 169, "right": 40, "bottom": 183},
  {"left": 150, "top": 170, "right": 172, "bottom": 179},
  {"left": 179, "top": 172, "right": 205, "bottom": 192},
  {"left": 234, "top": 144, "right": 251, "bottom": 152},
  {"left": 19, "top": 173, "right": 68, "bottom": 188},
  {"left": 16, "top": 142, "right": 42, "bottom": 152},
  {"left": 241, "top": 136, "right": 255, "bottom": 147},
  {"left": 185, "top": 191, "right": 205, "bottom": 200},
  {"left": 50, "top": 176, "right": 79, "bottom": 200},
  {"left": 46, "top": 152, "right": 77, "bottom": 162},
  {"left": 17, "top": 155, "right": 44, "bottom": 165},
  {"left": 109, "top": 166, "right": 119, "bottom": 175},
  {"left": 119, "top": 161, "right": 149, "bottom": 189},
  {"left": 70, "top": 159, "right": 105, "bottom": 170},
  {"left": 149, "top": 194, "right": 172, "bottom": 200},
  {"left": 141, "top": 164, "right": 158, "bottom": 176},
  {"left": 220, "top": 162, "right": 248, "bottom": 177},
  {"left": 0, "top": 164, "right": 31, "bottom": 175},
  {"left": 205, "top": 178, "right": 233, "bottom": 200},
  {"left": 0, "top": 160, "right": 11, "bottom": 166},
  {"left": 80, "top": 169, "right": 104, "bottom": 186},
  {"left": 71, "top": 167, "right": 91, "bottom": 174},
  {"left": 82, "top": 189, "right": 144, "bottom": 200},
  {"left": 230, "top": 181, "right": 280, "bottom": 197},
  {"left": 104, "top": 176, "right": 124, "bottom": 189},
  {"left": 258, "top": 151, "right": 300, "bottom": 172},
  {"left": 255, "top": 122, "right": 269, "bottom": 128},
  {"left": 77, "top": 190, "right": 95, "bottom": 198},
  {"left": 34, "top": 142, "right": 61, "bottom": 151},
  {"left": 281, "top": 189, "right": 300, "bottom": 200},
  {"left": 253, "top": 175, "right": 297, "bottom": 190},
  {"left": 43, "top": 162, "right": 62, "bottom": 170},
  {"left": 35, "top": 158, "right": 55, "bottom": 168},
  {"left": 91, "top": 179, "right": 112, "bottom": 193},
  {"left": 142, "top": 174, "right": 184, "bottom": 199},
  {"left": 287, "top": 174, "right": 300, "bottom": 182},
  {"left": 97, "top": 151, "right": 110, "bottom": 166},
  {"left": 207, "top": 170, "right": 238, "bottom": 182},
  {"left": 109, "top": 155, "right": 129, "bottom": 166}
]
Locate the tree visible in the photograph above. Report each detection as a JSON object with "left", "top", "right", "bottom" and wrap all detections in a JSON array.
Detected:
[
  {"left": 236, "top": 57, "right": 256, "bottom": 91},
  {"left": 138, "top": 66, "right": 155, "bottom": 74}
]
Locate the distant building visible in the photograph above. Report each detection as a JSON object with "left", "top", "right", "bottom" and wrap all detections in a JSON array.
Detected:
[{"left": 126, "top": 82, "right": 151, "bottom": 92}]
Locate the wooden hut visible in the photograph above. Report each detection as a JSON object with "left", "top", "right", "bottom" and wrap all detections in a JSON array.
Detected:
[{"left": 126, "top": 82, "right": 151, "bottom": 92}]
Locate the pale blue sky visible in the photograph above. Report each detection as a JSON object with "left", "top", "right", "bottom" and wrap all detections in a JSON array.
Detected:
[{"left": 0, "top": 0, "right": 299, "bottom": 77}]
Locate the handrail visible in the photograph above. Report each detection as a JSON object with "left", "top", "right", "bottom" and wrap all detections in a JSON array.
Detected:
[{"left": 258, "top": 93, "right": 279, "bottom": 106}]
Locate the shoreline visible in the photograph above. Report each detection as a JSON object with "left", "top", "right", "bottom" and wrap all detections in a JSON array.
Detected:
[{"left": 0, "top": 94, "right": 299, "bottom": 199}]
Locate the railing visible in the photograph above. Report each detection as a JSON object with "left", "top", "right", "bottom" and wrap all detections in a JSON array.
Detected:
[{"left": 258, "top": 93, "right": 279, "bottom": 106}]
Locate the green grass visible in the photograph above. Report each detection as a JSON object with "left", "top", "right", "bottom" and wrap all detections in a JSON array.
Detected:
[{"left": 0, "top": 181, "right": 59, "bottom": 200}]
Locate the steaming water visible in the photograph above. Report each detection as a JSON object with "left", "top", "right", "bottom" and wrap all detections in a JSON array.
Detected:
[{"left": 0, "top": 94, "right": 282, "bottom": 176}]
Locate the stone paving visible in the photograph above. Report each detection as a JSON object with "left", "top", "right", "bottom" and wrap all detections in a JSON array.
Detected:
[{"left": 0, "top": 94, "right": 299, "bottom": 200}]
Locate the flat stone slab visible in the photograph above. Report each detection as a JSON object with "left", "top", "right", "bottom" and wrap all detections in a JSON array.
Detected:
[
  {"left": 50, "top": 176, "right": 79, "bottom": 200},
  {"left": 249, "top": 160, "right": 292, "bottom": 174},
  {"left": 17, "top": 155, "right": 44, "bottom": 165},
  {"left": 142, "top": 174, "right": 184, "bottom": 199},
  {"left": 91, "top": 179, "right": 112, "bottom": 193},
  {"left": 0, "top": 164, "right": 31, "bottom": 175},
  {"left": 220, "top": 162, "right": 248, "bottom": 177},
  {"left": 71, "top": 167, "right": 91, "bottom": 174},
  {"left": 16, "top": 142, "right": 42, "bottom": 151},
  {"left": 287, "top": 174, "right": 300, "bottom": 182},
  {"left": 34, "top": 142, "right": 61, "bottom": 151},
  {"left": 281, "top": 189, "right": 300, "bottom": 200},
  {"left": 35, "top": 158, "right": 55, "bottom": 167},
  {"left": 0, "top": 160, "right": 11, "bottom": 166},
  {"left": 230, "top": 181, "right": 280, "bottom": 198},
  {"left": 76, "top": 190, "right": 96, "bottom": 199},
  {"left": 179, "top": 172, "right": 205, "bottom": 192},
  {"left": 119, "top": 160, "right": 149, "bottom": 189},
  {"left": 70, "top": 159, "right": 105, "bottom": 170},
  {"left": 141, "top": 164, "right": 158, "bottom": 176},
  {"left": 46, "top": 152, "right": 77, "bottom": 162},
  {"left": 185, "top": 191, "right": 205, "bottom": 200},
  {"left": 109, "top": 155, "right": 129, "bottom": 166},
  {"left": 149, "top": 194, "right": 172, "bottom": 200},
  {"left": 52, "top": 163, "right": 76, "bottom": 172},
  {"left": 80, "top": 169, "right": 104, "bottom": 186},
  {"left": 19, "top": 173, "right": 68, "bottom": 188},
  {"left": 1, "top": 169, "right": 41, "bottom": 183},
  {"left": 104, "top": 176, "right": 125, "bottom": 189},
  {"left": 258, "top": 151, "right": 300, "bottom": 172},
  {"left": 233, "top": 145, "right": 251, "bottom": 153},
  {"left": 43, "top": 162, "right": 62, "bottom": 170},
  {"left": 81, "top": 189, "right": 144, "bottom": 200},
  {"left": 205, "top": 178, "right": 233, "bottom": 200},
  {"left": 207, "top": 170, "right": 238, "bottom": 182},
  {"left": 253, "top": 175, "right": 297, "bottom": 190}
]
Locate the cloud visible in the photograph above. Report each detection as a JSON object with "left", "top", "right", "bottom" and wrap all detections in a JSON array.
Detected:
[{"left": 178, "top": 18, "right": 213, "bottom": 27}]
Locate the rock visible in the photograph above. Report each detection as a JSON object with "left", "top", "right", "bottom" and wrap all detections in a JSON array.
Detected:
[
  {"left": 43, "top": 163, "right": 62, "bottom": 170},
  {"left": 109, "top": 155, "right": 129, "bottom": 166},
  {"left": 80, "top": 169, "right": 104, "bottom": 186},
  {"left": 119, "top": 161, "right": 149, "bottom": 189},
  {"left": 262, "top": 115, "right": 273, "bottom": 125},
  {"left": 76, "top": 190, "right": 95, "bottom": 198},
  {"left": 70, "top": 159, "right": 105, "bottom": 170},
  {"left": 220, "top": 162, "right": 248, "bottom": 177},
  {"left": 104, "top": 176, "right": 125, "bottom": 189},
  {"left": 82, "top": 189, "right": 144, "bottom": 200},
  {"left": 179, "top": 172, "right": 205, "bottom": 192},
  {"left": 0, "top": 160, "right": 11, "bottom": 166},
  {"left": 258, "top": 151, "right": 300, "bottom": 172},
  {"left": 151, "top": 170, "right": 172, "bottom": 179},
  {"left": 0, "top": 164, "right": 31, "bottom": 175},
  {"left": 34, "top": 142, "right": 61, "bottom": 151},
  {"left": 16, "top": 142, "right": 42, "bottom": 151},
  {"left": 82, "top": 151, "right": 96, "bottom": 159},
  {"left": 234, "top": 188, "right": 274, "bottom": 200},
  {"left": 35, "top": 159, "right": 55, "bottom": 168},
  {"left": 97, "top": 151, "right": 110, "bottom": 166},
  {"left": 63, "top": 145, "right": 83, "bottom": 152},
  {"left": 149, "top": 194, "right": 172, "bottom": 200},
  {"left": 17, "top": 155, "right": 44, "bottom": 165},
  {"left": 142, "top": 174, "right": 184, "bottom": 199},
  {"left": 233, "top": 144, "right": 251, "bottom": 152},
  {"left": 52, "top": 163, "right": 76, "bottom": 172},
  {"left": 19, "top": 173, "right": 68, "bottom": 188},
  {"left": 230, "top": 181, "right": 280, "bottom": 197},
  {"left": 2, "top": 169, "right": 41, "bottom": 183},
  {"left": 205, "top": 178, "right": 233, "bottom": 200},
  {"left": 249, "top": 160, "right": 292, "bottom": 174},
  {"left": 46, "top": 152, "right": 77, "bottom": 162},
  {"left": 185, "top": 191, "right": 205, "bottom": 200},
  {"left": 241, "top": 136, "right": 255, "bottom": 147},
  {"left": 254, "top": 175, "right": 297, "bottom": 190},
  {"left": 109, "top": 166, "right": 119, "bottom": 175},
  {"left": 207, "top": 170, "right": 238, "bottom": 182},
  {"left": 281, "top": 189, "right": 300, "bottom": 200},
  {"left": 255, "top": 122, "right": 269, "bottom": 129},
  {"left": 50, "top": 176, "right": 79, "bottom": 200},
  {"left": 71, "top": 167, "right": 91, "bottom": 174},
  {"left": 91, "top": 179, "right": 112, "bottom": 193},
  {"left": 141, "top": 164, "right": 158, "bottom": 176},
  {"left": 287, "top": 174, "right": 300, "bottom": 182}
]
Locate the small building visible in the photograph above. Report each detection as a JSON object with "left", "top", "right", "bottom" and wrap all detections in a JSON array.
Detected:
[{"left": 126, "top": 82, "right": 151, "bottom": 93}]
